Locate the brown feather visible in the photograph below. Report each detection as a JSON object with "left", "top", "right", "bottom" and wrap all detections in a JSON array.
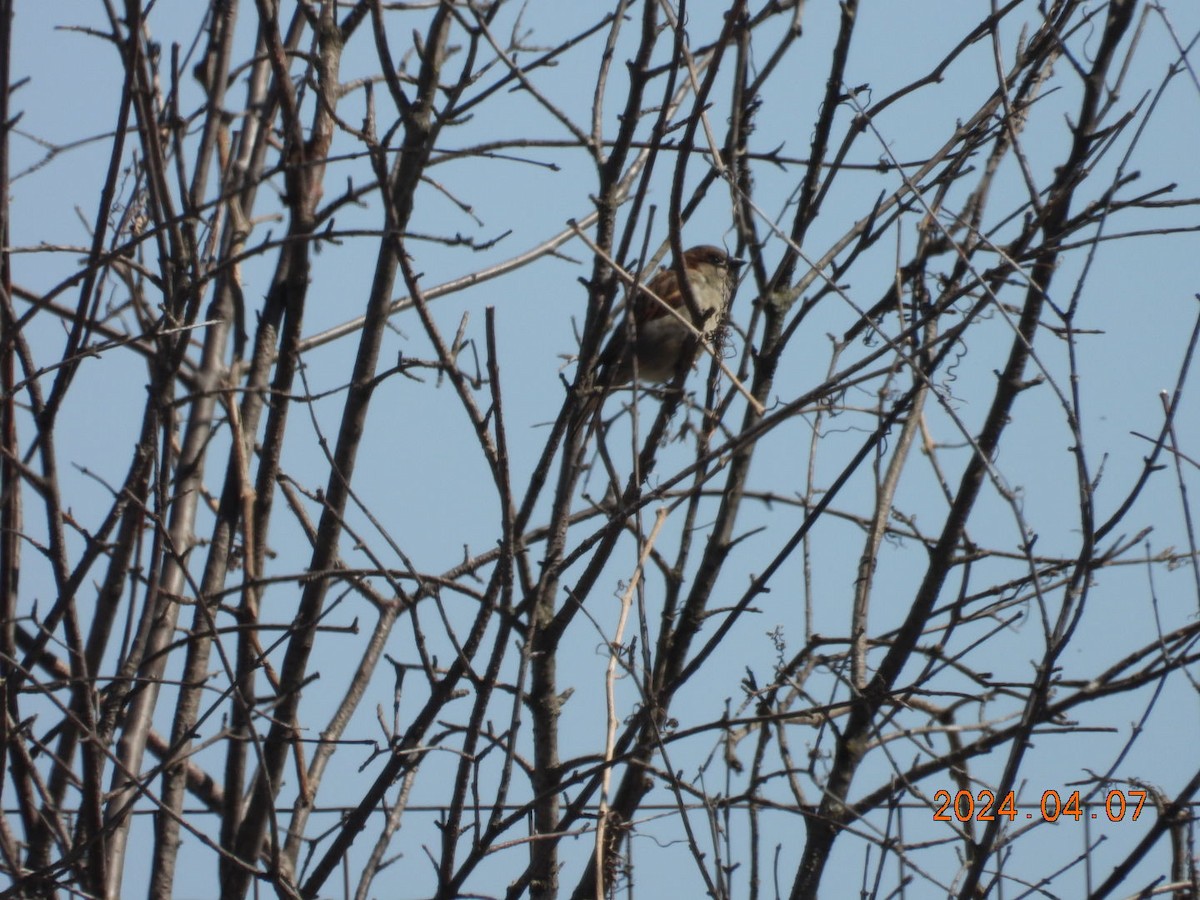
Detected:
[{"left": 598, "top": 244, "right": 745, "bottom": 387}]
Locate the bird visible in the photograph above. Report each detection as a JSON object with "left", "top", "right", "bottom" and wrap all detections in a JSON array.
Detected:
[{"left": 597, "top": 244, "right": 745, "bottom": 387}]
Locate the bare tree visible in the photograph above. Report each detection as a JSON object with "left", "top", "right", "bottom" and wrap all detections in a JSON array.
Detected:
[{"left": 2, "top": 1, "right": 1199, "bottom": 898}]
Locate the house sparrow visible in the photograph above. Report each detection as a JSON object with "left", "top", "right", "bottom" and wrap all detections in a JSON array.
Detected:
[{"left": 599, "top": 244, "right": 745, "bottom": 385}]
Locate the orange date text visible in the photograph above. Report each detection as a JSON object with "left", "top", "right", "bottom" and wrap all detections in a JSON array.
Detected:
[{"left": 932, "top": 789, "right": 1146, "bottom": 823}]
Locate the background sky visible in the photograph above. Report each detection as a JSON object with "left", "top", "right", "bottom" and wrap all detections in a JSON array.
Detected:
[{"left": 6, "top": 1, "right": 1200, "bottom": 898}]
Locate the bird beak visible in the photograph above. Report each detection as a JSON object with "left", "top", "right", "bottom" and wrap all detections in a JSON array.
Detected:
[{"left": 729, "top": 256, "right": 746, "bottom": 270}]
